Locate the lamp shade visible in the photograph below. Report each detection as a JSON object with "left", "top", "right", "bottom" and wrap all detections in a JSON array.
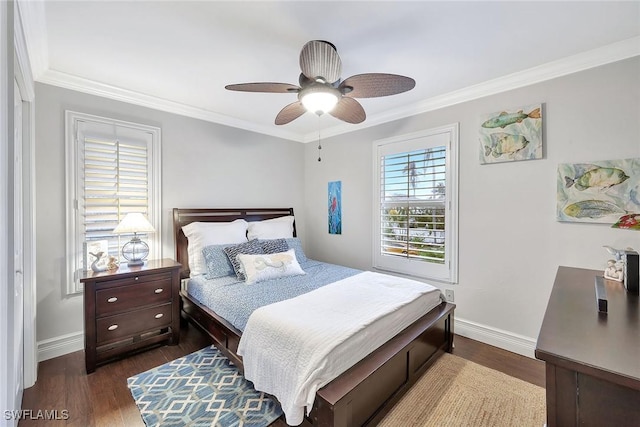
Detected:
[
  {"left": 113, "top": 213, "right": 156, "bottom": 234},
  {"left": 113, "top": 213, "right": 155, "bottom": 267}
]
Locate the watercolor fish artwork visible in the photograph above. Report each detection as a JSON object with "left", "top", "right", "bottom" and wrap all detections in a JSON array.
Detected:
[
  {"left": 557, "top": 158, "right": 640, "bottom": 223},
  {"left": 479, "top": 103, "right": 543, "bottom": 164}
]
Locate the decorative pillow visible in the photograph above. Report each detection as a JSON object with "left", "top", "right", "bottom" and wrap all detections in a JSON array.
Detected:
[
  {"left": 247, "top": 215, "right": 295, "bottom": 240},
  {"left": 202, "top": 244, "right": 235, "bottom": 279},
  {"left": 223, "top": 239, "right": 264, "bottom": 280},
  {"left": 236, "top": 249, "right": 306, "bottom": 284},
  {"left": 285, "top": 237, "right": 308, "bottom": 264},
  {"left": 182, "top": 219, "right": 248, "bottom": 277},
  {"left": 260, "top": 238, "right": 289, "bottom": 254}
]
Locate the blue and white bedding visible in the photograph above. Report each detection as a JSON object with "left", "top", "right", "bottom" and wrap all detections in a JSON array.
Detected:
[
  {"left": 186, "top": 257, "right": 443, "bottom": 426},
  {"left": 186, "top": 259, "right": 361, "bottom": 331},
  {"left": 238, "top": 271, "right": 443, "bottom": 425}
]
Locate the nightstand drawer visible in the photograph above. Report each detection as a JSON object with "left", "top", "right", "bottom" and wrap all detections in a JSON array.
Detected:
[
  {"left": 96, "top": 274, "right": 173, "bottom": 316},
  {"left": 96, "top": 303, "right": 172, "bottom": 345}
]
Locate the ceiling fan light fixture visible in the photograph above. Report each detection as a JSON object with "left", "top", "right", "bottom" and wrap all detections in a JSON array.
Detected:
[
  {"left": 225, "top": 40, "right": 415, "bottom": 125},
  {"left": 299, "top": 85, "right": 340, "bottom": 115}
]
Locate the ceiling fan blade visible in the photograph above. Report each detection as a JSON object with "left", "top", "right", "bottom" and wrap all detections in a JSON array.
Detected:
[
  {"left": 275, "top": 101, "right": 307, "bottom": 125},
  {"left": 339, "top": 73, "right": 415, "bottom": 98},
  {"left": 299, "top": 40, "right": 342, "bottom": 83},
  {"left": 225, "top": 82, "right": 300, "bottom": 93},
  {"left": 329, "top": 97, "right": 366, "bottom": 124}
]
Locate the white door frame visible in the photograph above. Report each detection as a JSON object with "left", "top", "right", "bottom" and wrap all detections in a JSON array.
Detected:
[
  {"left": 12, "top": 75, "right": 25, "bottom": 422},
  {"left": 14, "top": 0, "right": 37, "bottom": 389},
  {"left": 1, "top": 0, "right": 11, "bottom": 421}
]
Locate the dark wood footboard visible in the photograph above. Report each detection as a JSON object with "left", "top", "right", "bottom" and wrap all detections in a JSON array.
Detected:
[
  {"left": 311, "top": 301, "right": 454, "bottom": 427},
  {"left": 181, "top": 290, "right": 454, "bottom": 427}
]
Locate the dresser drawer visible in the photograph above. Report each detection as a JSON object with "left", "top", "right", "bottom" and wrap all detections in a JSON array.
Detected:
[
  {"left": 96, "top": 273, "right": 172, "bottom": 316},
  {"left": 96, "top": 303, "right": 172, "bottom": 345}
]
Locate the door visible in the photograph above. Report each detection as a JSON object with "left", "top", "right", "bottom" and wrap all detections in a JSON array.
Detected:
[{"left": 11, "top": 77, "right": 24, "bottom": 418}]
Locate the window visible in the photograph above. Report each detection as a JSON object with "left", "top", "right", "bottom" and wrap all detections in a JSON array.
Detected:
[
  {"left": 373, "top": 124, "right": 458, "bottom": 283},
  {"left": 65, "top": 111, "right": 161, "bottom": 294}
]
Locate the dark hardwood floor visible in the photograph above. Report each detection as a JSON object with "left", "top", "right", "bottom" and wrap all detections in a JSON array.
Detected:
[{"left": 18, "top": 323, "right": 544, "bottom": 426}]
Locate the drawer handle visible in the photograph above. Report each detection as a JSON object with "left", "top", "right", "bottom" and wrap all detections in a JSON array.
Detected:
[
  {"left": 134, "top": 276, "right": 139, "bottom": 281},
  {"left": 107, "top": 297, "right": 118, "bottom": 303},
  {"left": 154, "top": 288, "right": 163, "bottom": 294},
  {"left": 107, "top": 324, "right": 118, "bottom": 331},
  {"left": 154, "top": 313, "right": 164, "bottom": 319}
]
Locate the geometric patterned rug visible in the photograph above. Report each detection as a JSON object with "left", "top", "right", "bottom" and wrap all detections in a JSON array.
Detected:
[{"left": 127, "top": 345, "right": 283, "bottom": 427}]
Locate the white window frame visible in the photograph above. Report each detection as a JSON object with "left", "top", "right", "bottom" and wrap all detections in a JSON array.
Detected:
[
  {"left": 373, "top": 123, "right": 459, "bottom": 283},
  {"left": 65, "top": 111, "right": 162, "bottom": 295}
]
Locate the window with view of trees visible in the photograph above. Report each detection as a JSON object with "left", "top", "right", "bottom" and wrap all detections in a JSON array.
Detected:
[{"left": 373, "top": 124, "right": 458, "bottom": 283}]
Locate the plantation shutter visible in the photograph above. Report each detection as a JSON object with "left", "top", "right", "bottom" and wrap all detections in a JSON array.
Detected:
[
  {"left": 81, "top": 131, "right": 151, "bottom": 262},
  {"left": 66, "top": 112, "right": 161, "bottom": 294},
  {"left": 374, "top": 125, "right": 458, "bottom": 283}
]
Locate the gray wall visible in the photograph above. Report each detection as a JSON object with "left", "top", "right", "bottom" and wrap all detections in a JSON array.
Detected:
[
  {"left": 303, "top": 57, "right": 640, "bottom": 353},
  {"left": 34, "top": 83, "right": 305, "bottom": 345},
  {"left": 33, "top": 57, "right": 640, "bottom": 357}
]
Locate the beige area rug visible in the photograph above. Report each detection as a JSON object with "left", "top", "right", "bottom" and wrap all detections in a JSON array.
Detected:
[{"left": 379, "top": 353, "right": 546, "bottom": 427}]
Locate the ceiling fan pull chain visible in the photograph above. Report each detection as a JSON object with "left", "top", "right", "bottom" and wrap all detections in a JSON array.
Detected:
[{"left": 317, "top": 117, "right": 322, "bottom": 162}]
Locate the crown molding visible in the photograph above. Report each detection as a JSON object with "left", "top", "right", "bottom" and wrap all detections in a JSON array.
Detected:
[
  {"left": 301, "top": 36, "right": 640, "bottom": 143},
  {"left": 14, "top": 1, "right": 35, "bottom": 101},
  {"left": 16, "top": 0, "right": 48, "bottom": 81},
  {"left": 30, "top": 33, "right": 639, "bottom": 143},
  {"left": 38, "top": 69, "right": 306, "bottom": 142}
]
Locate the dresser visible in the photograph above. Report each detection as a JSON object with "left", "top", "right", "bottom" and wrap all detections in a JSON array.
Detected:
[
  {"left": 535, "top": 266, "right": 640, "bottom": 427},
  {"left": 81, "top": 258, "right": 182, "bottom": 373}
]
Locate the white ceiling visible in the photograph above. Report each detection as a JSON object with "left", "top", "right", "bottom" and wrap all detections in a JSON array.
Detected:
[{"left": 19, "top": 1, "right": 640, "bottom": 142}]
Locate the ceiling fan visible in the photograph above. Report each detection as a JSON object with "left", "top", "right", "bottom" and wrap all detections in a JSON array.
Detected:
[{"left": 225, "top": 40, "right": 416, "bottom": 125}]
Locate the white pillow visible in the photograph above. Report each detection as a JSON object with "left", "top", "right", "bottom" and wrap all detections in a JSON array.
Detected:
[
  {"left": 247, "top": 215, "right": 295, "bottom": 240},
  {"left": 182, "top": 219, "right": 248, "bottom": 276},
  {"left": 236, "top": 249, "right": 305, "bottom": 284}
]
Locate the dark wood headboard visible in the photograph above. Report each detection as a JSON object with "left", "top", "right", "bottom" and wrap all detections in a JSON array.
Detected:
[{"left": 173, "top": 207, "right": 296, "bottom": 279}]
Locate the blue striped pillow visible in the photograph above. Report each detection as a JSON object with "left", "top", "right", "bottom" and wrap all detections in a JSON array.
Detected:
[
  {"left": 223, "top": 239, "right": 264, "bottom": 280},
  {"left": 260, "top": 238, "right": 289, "bottom": 254}
]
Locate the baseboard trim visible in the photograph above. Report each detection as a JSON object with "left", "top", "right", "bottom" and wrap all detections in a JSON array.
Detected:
[
  {"left": 37, "top": 318, "right": 537, "bottom": 362},
  {"left": 37, "top": 331, "right": 83, "bottom": 362},
  {"left": 455, "top": 317, "right": 537, "bottom": 358}
]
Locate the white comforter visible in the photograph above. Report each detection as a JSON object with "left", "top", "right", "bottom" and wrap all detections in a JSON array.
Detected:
[{"left": 236, "top": 271, "right": 442, "bottom": 425}]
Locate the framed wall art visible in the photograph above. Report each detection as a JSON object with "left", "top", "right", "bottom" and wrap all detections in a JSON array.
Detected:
[
  {"left": 328, "top": 181, "right": 342, "bottom": 235},
  {"left": 557, "top": 158, "right": 640, "bottom": 223},
  {"left": 479, "top": 103, "right": 543, "bottom": 164}
]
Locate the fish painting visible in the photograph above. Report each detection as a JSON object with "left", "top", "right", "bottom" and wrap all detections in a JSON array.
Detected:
[
  {"left": 557, "top": 158, "right": 640, "bottom": 223},
  {"left": 563, "top": 200, "right": 625, "bottom": 219},
  {"left": 564, "top": 166, "right": 629, "bottom": 191},
  {"left": 485, "top": 133, "right": 529, "bottom": 158},
  {"left": 479, "top": 103, "right": 543, "bottom": 164},
  {"left": 481, "top": 107, "right": 541, "bottom": 129}
]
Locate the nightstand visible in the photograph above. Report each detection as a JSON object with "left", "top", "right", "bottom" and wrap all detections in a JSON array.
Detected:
[{"left": 81, "top": 258, "right": 182, "bottom": 373}]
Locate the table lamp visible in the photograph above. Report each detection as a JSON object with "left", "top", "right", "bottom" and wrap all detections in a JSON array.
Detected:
[{"left": 113, "top": 213, "right": 155, "bottom": 266}]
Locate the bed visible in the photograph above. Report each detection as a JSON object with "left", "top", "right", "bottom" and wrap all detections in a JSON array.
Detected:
[{"left": 173, "top": 207, "right": 455, "bottom": 427}]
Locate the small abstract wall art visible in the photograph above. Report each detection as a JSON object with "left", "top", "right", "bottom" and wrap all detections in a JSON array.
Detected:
[
  {"left": 328, "top": 181, "right": 342, "bottom": 235},
  {"left": 479, "top": 103, "right": 543, "bottom": 164},
  {"left": 557, "top": 158, "right": 640, "bottom": 224}
]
